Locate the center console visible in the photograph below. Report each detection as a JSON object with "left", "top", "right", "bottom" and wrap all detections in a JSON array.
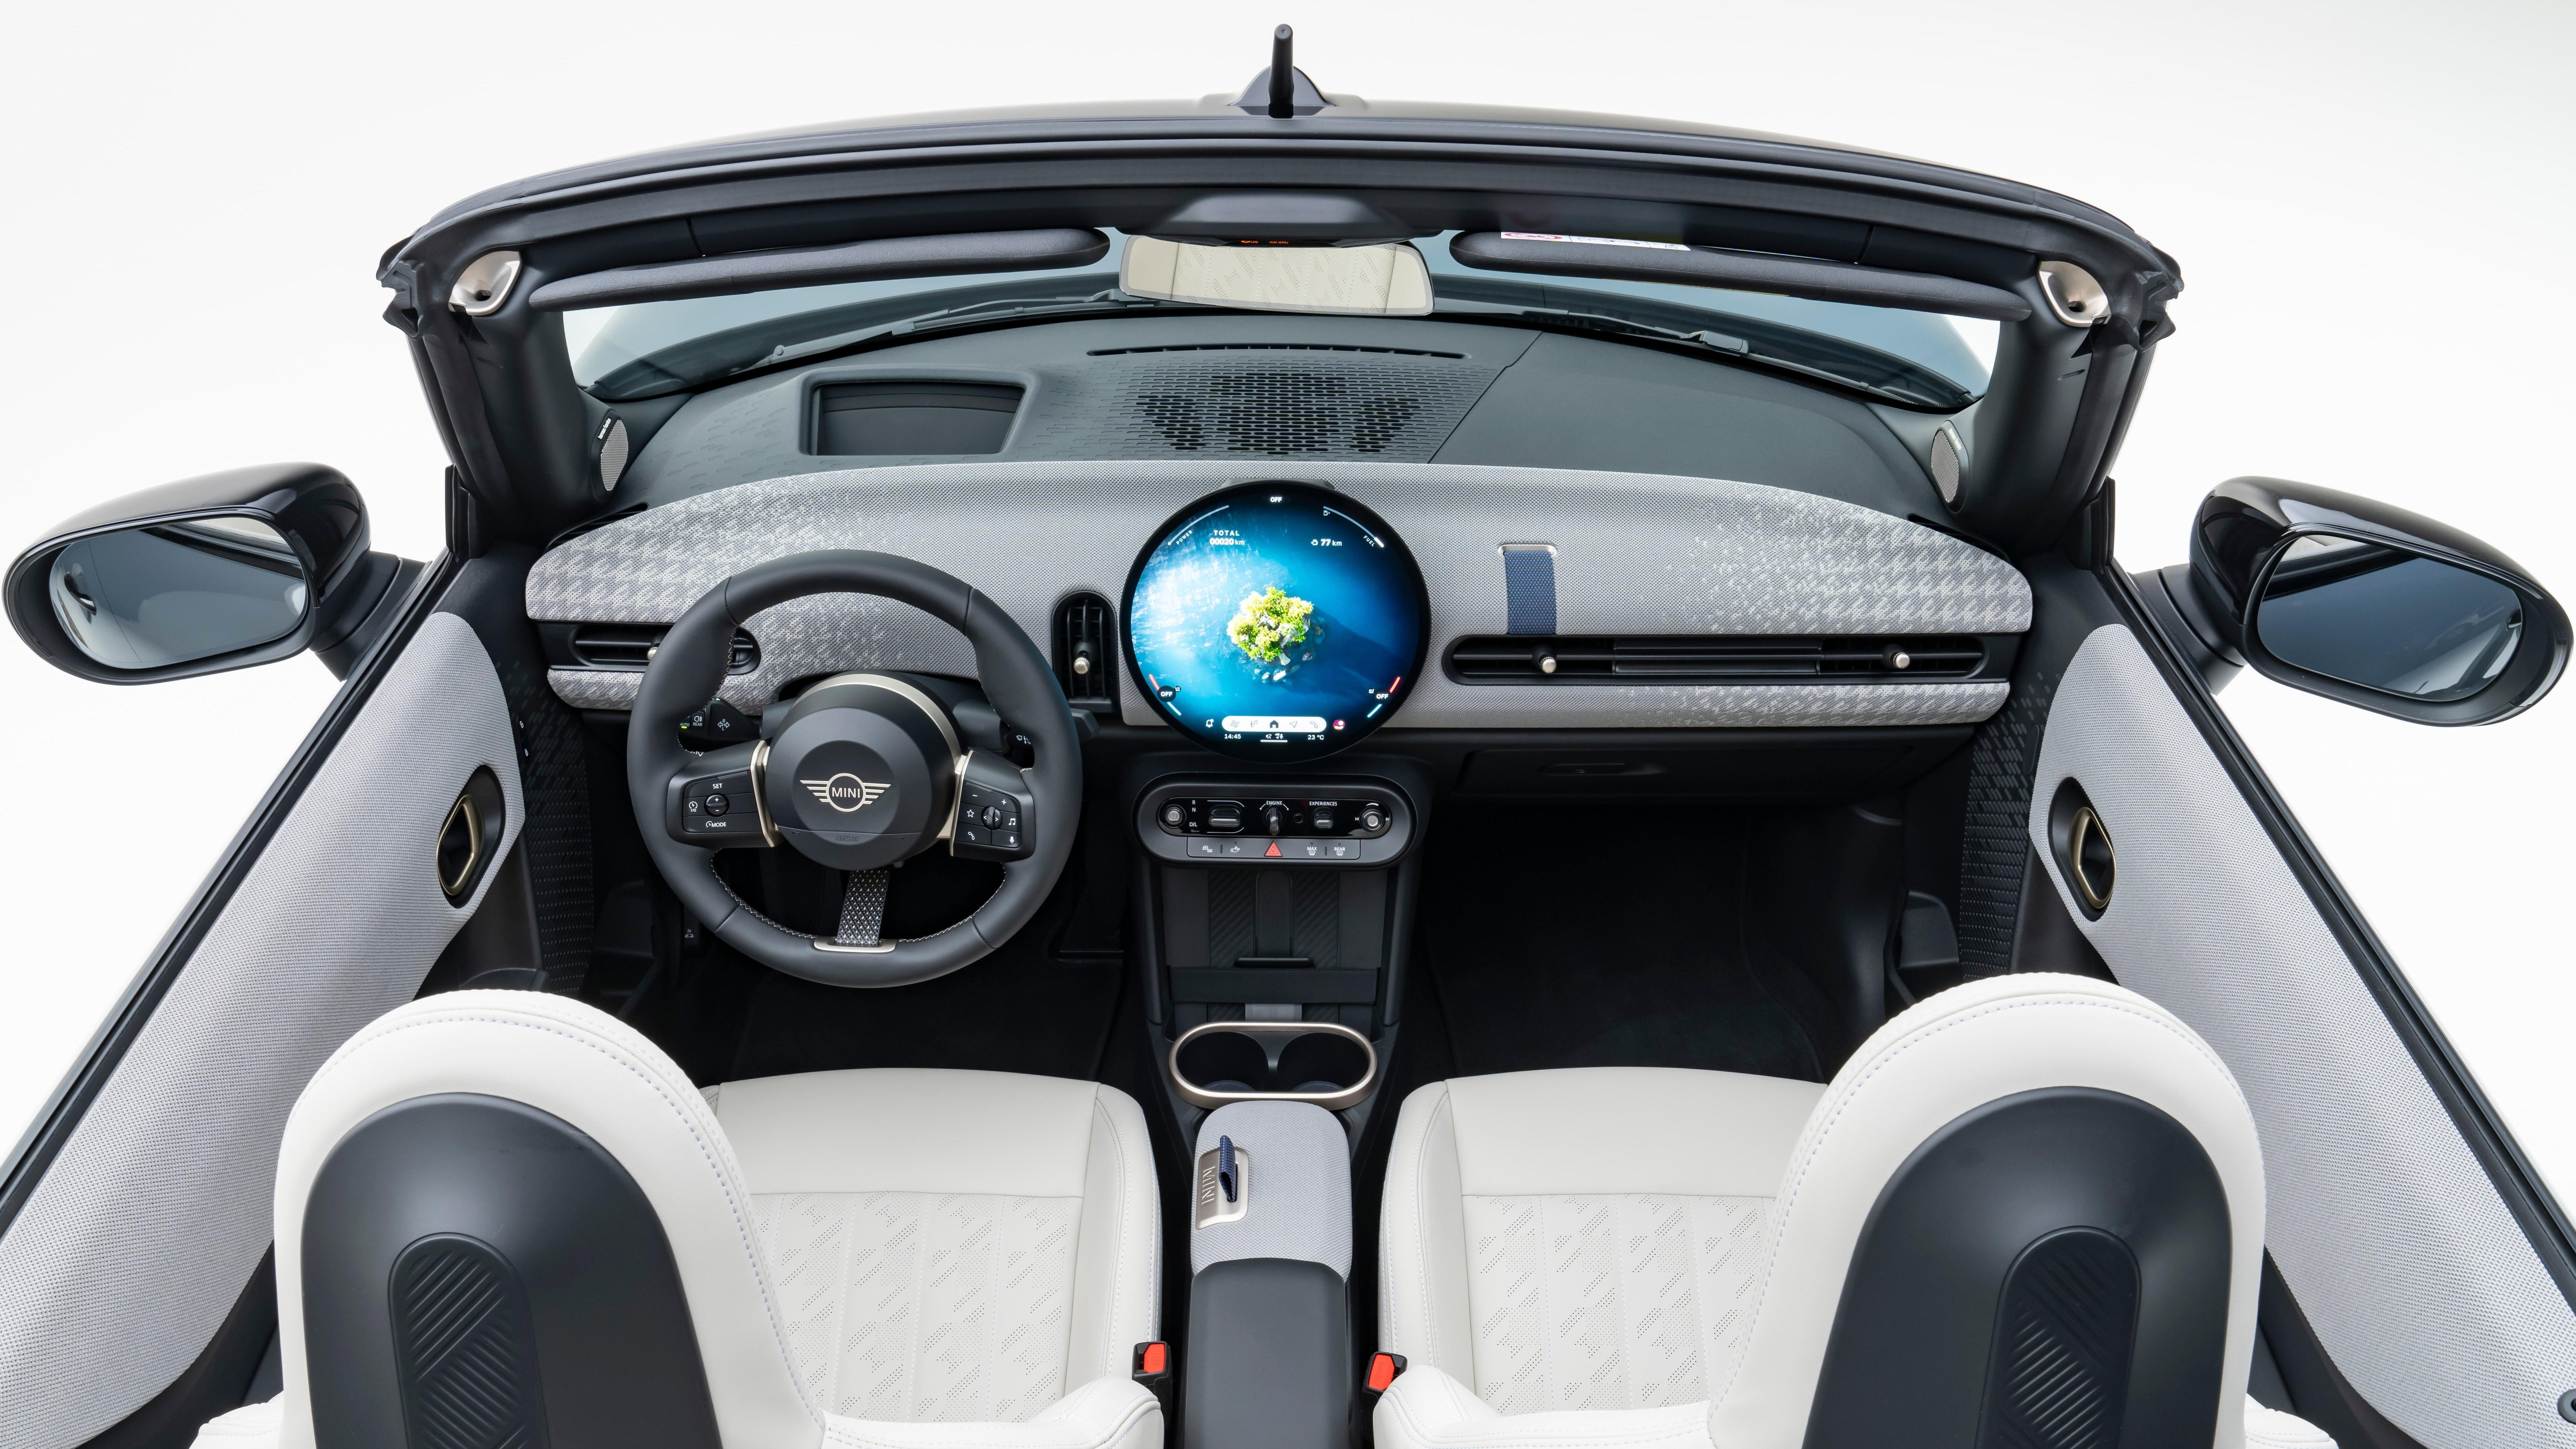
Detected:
[
  {"left": 1113, "top": 481, "right": 1434, "bottom": 1448},
  {"left": 1181, "top": 1101, "right": 1356, "bottom": 1449},
  {"left": 1122, "top": 762, "right": 1423, "bottom": 1449}
]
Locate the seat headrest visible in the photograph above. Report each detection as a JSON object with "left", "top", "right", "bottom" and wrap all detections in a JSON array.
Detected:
[
  {"left": 269, "top": 990, "right": 821, "bottom": 1449},
  {"left": 1711, "top": 973, "right": 2266, "bottom": 1449}
]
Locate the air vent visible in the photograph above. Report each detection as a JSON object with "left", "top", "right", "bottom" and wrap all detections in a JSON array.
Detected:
[
  {"left": 1087, "top": 344, "right": 1467, "bottom": 359},
  {"left": 568, "top": 624, "right": 758, "bottom": 673},
  {"left": 1445, "top": 634, "right": 1987, "bottom": 683},
  {"left": 1055, "top": 594, "right": 1117, "bottom": 711}
]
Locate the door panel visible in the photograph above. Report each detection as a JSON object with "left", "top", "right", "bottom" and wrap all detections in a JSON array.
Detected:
[
  {"left": 0, "top": 612, "right": 523, "bottom": 1448},
  {"left": 2029, "top": 621, "right": 2576, "bottom": 1449}
]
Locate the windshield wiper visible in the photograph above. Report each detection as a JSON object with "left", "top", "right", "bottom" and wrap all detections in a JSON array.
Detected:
[
  {"left": 756, "top": 291, "right": 1170, "bottom": 370},
  {"left": 1434, "top": 300, "right": 1967, "bottom": 409},
  {"left": 1492, "top": 305, "right": 1753, "bottom": 352},
  {"left": 586, "top": 283, "right": 1193, "bottom": 400}
]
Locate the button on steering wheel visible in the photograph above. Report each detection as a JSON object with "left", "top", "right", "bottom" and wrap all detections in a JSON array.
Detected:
[{"left": 626, "top": 550, "right": 1081, "bottom": 987}]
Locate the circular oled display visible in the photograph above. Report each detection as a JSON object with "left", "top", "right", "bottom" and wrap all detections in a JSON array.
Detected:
[{"left": 1124, "top": 483, "right": 1427, "bottom": 762}]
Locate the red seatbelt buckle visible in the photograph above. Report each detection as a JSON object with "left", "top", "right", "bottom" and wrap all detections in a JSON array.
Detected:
[
  {"left": 1133, "top": 1341, "right": 1173, "bottom": 1416},
  {"left": 1363, "top": 1351, "right": 1407, "bottom": 1400}
]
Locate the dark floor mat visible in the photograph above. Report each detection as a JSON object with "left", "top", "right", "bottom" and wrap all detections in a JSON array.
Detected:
[
  {"left": 722, "top": 849, "right": 1126, "bottom": 1083},
  {"left": 1419, "top": 803, "right": 1826, "bottom": 1081},
  {"left": 727, "top": 955, "right": 1123, "bottom": 1082}
]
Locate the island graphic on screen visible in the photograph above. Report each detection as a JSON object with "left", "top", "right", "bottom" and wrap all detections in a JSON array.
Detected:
[{"left": 1125, "top": 483, "right": 1426, "bottom": 762}]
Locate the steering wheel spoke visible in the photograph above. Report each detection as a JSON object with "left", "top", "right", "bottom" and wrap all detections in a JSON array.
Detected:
[
  {"left": 661, "top": 740, "right": 775, "bottom": 848},
  {"left": 830, "top": 867, "right": 893, "bottom": 949},
  {"left": 948, "top": 749, "right": 1037, "bottom": 861}
]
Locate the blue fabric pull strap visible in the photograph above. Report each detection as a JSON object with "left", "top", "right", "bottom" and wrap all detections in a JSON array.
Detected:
[{"left": 1502, "top": 545, "right": 1558, "bottom": 635}]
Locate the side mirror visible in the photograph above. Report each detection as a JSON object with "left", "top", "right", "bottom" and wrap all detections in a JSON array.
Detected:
[
  {"left": 2164, "top": 477, "right": 2569, "bottom": 725},
  {"left": 5, "top": 463, "right": 416, "bottom": 684}
]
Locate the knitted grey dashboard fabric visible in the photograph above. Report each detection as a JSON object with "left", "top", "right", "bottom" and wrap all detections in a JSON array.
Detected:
[
  {"left": 0, "top": 614, "right": 522, "bottom": 1449},
  {"left": 526, "top": 460, "right": 2027, "bottom": 730},
  {"left": 1192, "top": 1100, "right": 1354, "bottom": 1278}
]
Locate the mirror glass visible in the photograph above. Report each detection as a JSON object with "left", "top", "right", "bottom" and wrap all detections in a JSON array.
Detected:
[
  {"left": 2255, "top": 533, "right": 2523, "bottom": 702},
  {"left": 47, "top": 516, "right": 309, "bottom": 670},
  {"left": 1119, "top": 236, "right": 1432, "bottom": 316}
]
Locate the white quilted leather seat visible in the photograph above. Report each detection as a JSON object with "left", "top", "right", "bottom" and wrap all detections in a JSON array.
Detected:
[
  {"left": 192, "top": 990, "right": 1162, "bottom": 1449},
  {"left": 1374, "top": 973, "right": 2338, "bottom": 1449}
]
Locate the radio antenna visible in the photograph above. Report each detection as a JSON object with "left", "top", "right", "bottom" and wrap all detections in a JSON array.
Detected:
[
  {"left": 1268, "top": 26, "right": 1296, "bottom": 118},
  {"left": 1234, "top": 25, "right": 1328, "bottom": 117}
]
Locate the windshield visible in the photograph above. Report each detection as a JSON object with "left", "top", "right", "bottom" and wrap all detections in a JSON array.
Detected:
[{"left": 563, "top": 230, "right": 1999, "bottom": 408}]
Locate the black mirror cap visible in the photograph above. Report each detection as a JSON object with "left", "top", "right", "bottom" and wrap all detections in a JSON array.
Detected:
[
  {"left": 5, "top": 462, "right": 392, "bottom": 685},
  {"left": 2187, "top": 476, "right": 2571, "bottom": 726}
]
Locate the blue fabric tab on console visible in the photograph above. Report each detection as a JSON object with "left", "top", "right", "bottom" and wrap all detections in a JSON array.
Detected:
[{"left": 1502, "top": 546, "right": 1558, "bottom": 635}]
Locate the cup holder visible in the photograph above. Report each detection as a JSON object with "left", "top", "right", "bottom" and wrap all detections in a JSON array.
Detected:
[
  {"left": 1167, "top": 1021, "right": 1378, "bottom": 1111},
  {"left": 1175, "top": 1030, "right": 1271, "bottom": 1094}
]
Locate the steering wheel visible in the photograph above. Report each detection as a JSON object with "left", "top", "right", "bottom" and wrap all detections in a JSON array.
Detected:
[{"left": 626, "top": 551, "right": 1081, "bottom": 987}]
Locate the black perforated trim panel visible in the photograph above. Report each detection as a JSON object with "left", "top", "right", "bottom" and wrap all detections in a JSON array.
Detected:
[
  {"left": 1957, "top": 669, "right": 2054, "bottom": 977},
  {"left": 1059, "top": 356, "right": 1502, "bottom": 461}
]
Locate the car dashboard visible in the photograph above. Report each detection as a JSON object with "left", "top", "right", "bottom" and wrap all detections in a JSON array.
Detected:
[{"left": 531, "top": 314, "right": 2030, "bottom": 740}]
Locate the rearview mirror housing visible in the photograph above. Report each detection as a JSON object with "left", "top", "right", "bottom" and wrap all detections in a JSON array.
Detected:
[
  {"left": 1119, "top": 236, "right": 1432, "bottom": 316},
  {"left": 2180, "top": 477, "right": 2569, "bottom": 725},
  {"left": 5, "top": 463, "right": 415, "bottom": 684}
]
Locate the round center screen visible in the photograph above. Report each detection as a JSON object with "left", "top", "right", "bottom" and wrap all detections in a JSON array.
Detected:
[{"left": 1124, "top": 482, "right": 1427, "bottom": 762}]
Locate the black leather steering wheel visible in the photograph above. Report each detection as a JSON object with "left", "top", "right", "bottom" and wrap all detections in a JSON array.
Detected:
[{"left": 626, "top": 551, "right": 1081, "bottom": 987}]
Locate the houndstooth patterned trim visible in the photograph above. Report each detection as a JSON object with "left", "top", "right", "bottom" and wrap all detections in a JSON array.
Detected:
[{"left": 526, "top": 460, "right": 2027, "bottom": 730}]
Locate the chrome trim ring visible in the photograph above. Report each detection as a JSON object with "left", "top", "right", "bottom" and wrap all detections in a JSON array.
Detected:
[
  {"left": 2069, "top": 803, "right": 2115, "bottom": 912},
  {"left": 1166, "top": 1020, "right": 1379, "bottom": 1112},
  {"left": 436, "top": 793, "right": 483, "bottom": 898},
  {"left": 941, "top": 750, "right": 973, "bottom": 846},
  {"left": 749, "top": 737, "right": 781, "bottom": 847}
]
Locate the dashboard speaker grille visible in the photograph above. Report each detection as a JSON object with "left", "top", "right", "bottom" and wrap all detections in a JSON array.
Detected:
[{"left": 1109, "top": 358, "right": 1495, "bottom": 460}]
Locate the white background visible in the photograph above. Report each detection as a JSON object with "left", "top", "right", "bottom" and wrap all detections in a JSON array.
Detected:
[{"left": 3, "top": 1, "right": 2568, "bottom": 1194}]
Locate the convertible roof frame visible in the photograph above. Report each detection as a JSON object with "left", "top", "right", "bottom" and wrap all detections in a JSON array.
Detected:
[{"left": 381, "top": 103, "right": 2181, "bottom": 556}]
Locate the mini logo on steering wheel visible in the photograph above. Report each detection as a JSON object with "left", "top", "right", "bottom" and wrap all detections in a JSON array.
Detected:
[{"left": 799, "top": 773, "right": 889, "bottom": 813}]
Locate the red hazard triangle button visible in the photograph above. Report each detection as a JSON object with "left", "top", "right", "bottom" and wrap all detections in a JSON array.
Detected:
[{"left": 1265, "top": 841, "right": 1282, "bottom": 857}]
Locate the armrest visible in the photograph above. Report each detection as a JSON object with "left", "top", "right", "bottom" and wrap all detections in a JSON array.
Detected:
[{"left": 1183, "top": 1258, "right": 1351, "bottom": 1449}]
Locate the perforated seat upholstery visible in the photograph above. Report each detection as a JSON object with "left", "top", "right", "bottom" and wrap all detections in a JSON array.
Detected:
[
  {"left": 1373, "top": 974, "right": 2338, "bottom": 1449},
  {"left": 1378, "top": 1065, "right": 1824, "bottom": 1415},
  {"left": 191, "top": 991, "right": 1162, "bottom": 1449},
  {"left": 708, "top": 1068, "right": 1160, "bottom": 1427}
]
